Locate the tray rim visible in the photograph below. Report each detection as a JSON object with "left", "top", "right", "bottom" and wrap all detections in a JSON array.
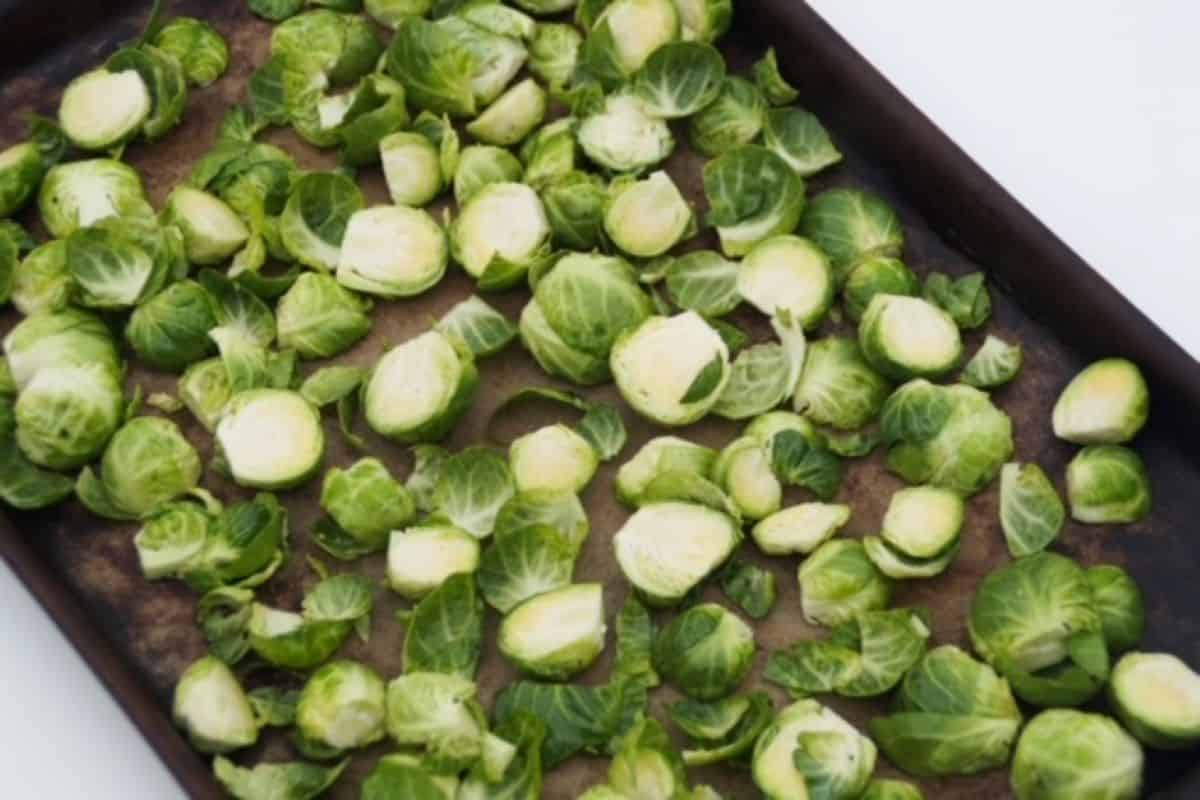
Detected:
[{"left": 1, "top": 1, "right": 1197, "bottom": 797}]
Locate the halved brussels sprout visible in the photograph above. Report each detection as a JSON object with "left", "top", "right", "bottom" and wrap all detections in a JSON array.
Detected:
[
  {"left": 603, "top": 171, "right": 693, "bottom": 258},
  {"left": 881, "top": 486, "right": 964, "bottom": 559},
  {"left": 296, "top": 660, "right": 387, "bottom": 753},
  {"left": 364, "top": 330, "right": 478, "bottom": 443},
  {"left": 1052, "top": 358, "right": 1149, "bottom": 445},
  {"left": 178, "top": 358, "right": 231, "bottom": 432},
  {"left": 510, "top": 424, "right": 599, "bottom": 494},
  {"left": 577, "top": 93, "right": 674, "bottom": 174},
  {"left": 616, "top": 436, "right": 717, "bottom": 506},
  {"left": 276, "top": 273, "right": 371, "bottom": 360},
  {"left": 214, "top": 757, "right": 347, "bottom": 800},
  {"left": 712, "top": 437, "right": 781, "bottom": 521},
  {"left": 365, "top": 0, "right": 432, "bottom": 28},
  {"left": 337, "top": 205, "right": 447, "bottom": 298},
  {"left": 612, "top": 311, "right": 730, "bottom": 426},
  {"left": 321, "top": 458, "right": 415, "bottom": 554},
  {"left": 842, "top": 255, "right": 918, "bottom": 321},
  {"left": 704, "top": 145, "right": 805, "bottom": 257},
  {"left": 39, "top": 159, "right": 153, "bottom": 238},
  {"left": 1066, "top": 445, "right": 1151, "bottom": 524},
  {"left": 672, "top": 0, "right": 732, "bottom": 43},
  {"left": 11, "top": 359, "right": 124, "bottom": 471},
  {"left": 800, "top": 188, "right": 904, "bottom": 283},
  {"left": 736, "top": 237, "right": 831, "bottom": 329},
  {"left": 386, "top": 524, "right": 481, "bottom": 599},
  {"left": 1110, "top": 651, "right": 1200, "bottom": 749},
  {"left": 500, "top": 583, "right": 606, "bottom": 680},
  {"left": 452, "top": 182, "right": 551, "bottom": 290},
  {"left": 162, "top": 186, "right": 250, "bottom": 265},
  {"left": 216, "top": 389, "right": 325, "bottom": 489},
  {"left": 519, "top": 298, "right": 611, "bottom": 386},
  {"left": 466, "top": 78, "right": 546, "bottom": 146},
  {"left": 751, "top": 502, "right": 849, "bottom": 556},
  {"left": 999, "top": 462, "right": 1065, "bottom": 557},
  {"left": 763, "top": 106, "right": 842, "bottom": 177},
  {"left": 1087, "top": 565, "right": 1144, "bottom": 654},
  {"left": 689, "top": 76, "right": 765, "bottom": 157},
  {"left": 154, "top": 18, "right": 229, "bottom": 88},
  {"left": 859, "top": 294, "right": 963, "bottom": 380},
  {"left": 280, "top": 172, "right": 364, "bottom": 272},
  {"left": 454, "top": 145, "right": 524, "bottom": 207},
  {"left": 632, "top": 41, "right": 726, "bottom": 119},
  {"left": 58, "top": 68, "right": 151, "bottom": 151},
  {"left": 863, "top": 535, "right": 959, "bottom": 580},
  {"left": 173, "top": 656, "right": 258, "bottom": 754},
  {"left": 793, "top": 336, "right": 890, "bottom": 429},
  {"left": 379, "top": 132, "right": 443, "bottom": 208},
  {"left": 1010, "top": 709, "right": 1142, "bottom": 800},
  {"left": 583, "top": 0, "right": 680, "bottom": 83},
  {"left": 798, "top": 539, "right": 891, "bottom": 627},
  {"left": 752, "top": 699, "right": 876, "bottom": 800},
  {"left": 528, "top": 23, "right": 582, "bottom": 90},
  {"left": 614, "top": 501, "right": 740, "bottom": 606},
  {"left": 653, "top": 603, "right": 754, "bottom": 700}
]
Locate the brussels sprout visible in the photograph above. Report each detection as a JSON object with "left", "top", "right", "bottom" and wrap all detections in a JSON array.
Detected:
[
  {"left": 454, "top": 145, "right": 524, "bottom": 207},
  {"left": 384, "top": 18, "right": 477, "bottom": 117},
  {"left": 712, "top": 437, "right": 781, "bottom": 521},
  {"left": 477, "top": 524, "right": 575, "bottom": 614},
  {"left": 162, "top": 186, "right": 250, "bottom": 265},
  {"left": 880, "top": 486, "right": 964, "bottom": 559},
  {"left": 577, "top": 93, "right": 675, "bottom": 174},
  {"left": 762, "top": 107, "right": 843, "bottom": 180},
  {"left": 612, "top": 312, "right": 731, "bottom": 426},
  {"left": 173, "top": 656, "right": 259, "bottom": 753},
  {"left": 178, "top": 358, "right": 232, "bottom": 432},
  {"left": 38, "top": 159, "right": 153, "bottom": 238},
  {"left": 8, "top": 358, "right": 122, "bottom": 471},
  {"left": 653, "top": 603, "right": 754, "bottom": 700},
  {"left": 466, "top": 78, "right": 547, "bottom": 147},
  {"left": 124, "top": 279, "right": 217, "bottom": 372},
  {"left": 1010, "top": 709, "right": 1143, "bottom": 800},
  {"left": 443, "top": 16, "right": 529, "bottom": 109},
  {"left": 529, "top": 23, "right": 583, "bottom": 89},
  {"left": 1087, "top": 565, "right": 1144, "bottom": 654},
  {"left": 751, "top": 502, "right": 849, "bottom": 556},
  {"left": 632, "top": 41, "right": 726, "bottom": 119},
  {"left": 499, "top": 583, "right": 606, "bottom": 680},
  {"left": 320, "top": 458, "right": 416, "bottom": 554},
  {"left": 614, "top": 501, "right": 740, "bottom": 606},
  {"left": 296, "top": 660, "right": 387, "bottom": 753},
  {"left": 216, "top": 389, "right": 325, "bottom": 490},
  {"left": 999, "top": 462, "right": 1065, "bottom": 557},
  {"left": 272, "top": 10, "right": 382, "bottom": 86},
  {"left": 616, "top": 436, "right": 716, "bottom": 507},
  {"left": 336, "top": 206, "right": 447, "bottom": 300},
  {"left": 540, "top": 170, "right": 608, "bottom": 251},
  {"left": 798, "top": 539, "right": 891, "bottom": 627},
  {"left": 1052, "top": 358, "right": 1149, "bottom": 445},
  {"left": 582, "top": 0, "right": 680, "bottom": 84},
  {"left": 510, "top": 424, "right": 599, "bottom": 494},
  {"left": 671, "top": 0, "right": 732, "bottom": 42},
  {"left": 688, "top": 76, "right": 765, "bottom": 157},
  {"left": 280, "top": 172, "right": 364, "bottom": 273},
  {"left": 704, "top": 145, "right": 805, "bottom": 257},
  {"left": 432, "top": 447, "right": 516, "bottom": 539},
  {"left": 108, "top": 39, "right": 192, "bottom": 141},
  {"left": 214, "top": 757, "right": 347, "bottom": 800},
  {"left": 365, "top": 0, "right": 431, "bottom": 28},
  {"left": 519, "top": 298, "right": 612, "bottom": 386},
  {"left": 842, "top": 255, "right": 917, "bottom": 321},
  {"left": 862, "top": 781, "right": 925, "bottom": 800},
  {"left": 734, "top": 235, "right": 830, "bottom": 327},
  {"left": 154, "top": 18, "right": 229, "bottom": 88},
  {"left": 534, "top": 252, "right": 653, "bottom": 361},
  {"left": 57, "top": 68, "right": 151, "bottom": 151},
  {"left": 1066, "top": 445, "right": 1151, "bottom": 524},
  {"left": 385, "top": 672, "right": 486, "bottom": 761},
  {"left": 386, "top": 524, "right": 481, "bottom": 599},
  {"left": 1109, "top": 651, "right": 1200, "bottom": 749},
  {"left": 276, "top": 273, "right": 371, "bottom": 360},
  {"left": 718, "top": 559, "right": 777, "bottom": 620},
  {"left": 248, "top": 575, "right": 373, "bottom": 670},
  {"left": 859, "top": 294, "right": 963, "bottom": 380},
  {"left": 753, "top": 699, "right": 876, "bottom": 800},
  {"left": 662, "top": 250, "right": 740, "bottom": 317},
  {"left": 11, "top": 240, "right": 70, "bottom": 316},
  {"left": 800, "top": 188, "right": 904, "bottom": 283},
  {"left": 378, "top": 132, "right": 443, "bottom": 208},
  {"left": 364, "top": 330, "right": 478, "bottom": 443},
  {"left": 923, "top": 271, "right": 991, "bottom": 330},
  {"left": 65, "top": 217, "right": 180, "bottom": 310},
  {"left": 452, "top": 182, "right": 551, "bottom": 290},
  {"left": 882, "top": 380, "right": 1014, "bottom": 495},
  {"left": 870, "top": 644, "right": 1022, "bottom": 777},
  {"left": 792, "top": 337, "right": 891, "bottom": 429},
  {"left": 520, "top": 118, "right": 578, "bottom": 189},
  {"left": 182, "top": 493, "right": 289, "bottom": 592},
  {"left": 133, "top": 503, "right": 212, "bottom": 580},
  {"left": 750, "top": 48, "right": 798, "bottom": 106},
  {"left": 969, "top": 552, "right": 1109, "bottom": 707},
  {"left": 603, "top": 171, "right": 693, "bottom": 258}
]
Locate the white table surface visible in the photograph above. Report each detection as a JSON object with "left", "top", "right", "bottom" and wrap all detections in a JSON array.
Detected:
[{"left": 2, "top": 2, "right": 1197, "bottom": 796}]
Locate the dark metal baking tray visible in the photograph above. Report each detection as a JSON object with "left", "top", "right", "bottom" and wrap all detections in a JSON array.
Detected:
[{"left": 2, "top": 1, "right": 1198, "bottom": 797}]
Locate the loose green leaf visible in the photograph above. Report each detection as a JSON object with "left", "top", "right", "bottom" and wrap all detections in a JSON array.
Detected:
[
  {"left": 402, "top": 573, "right": 484, "bottom": 679},
  {"left": 719, "top": 559, "right": 777, "bottom": 619},
  {"left": 1000, "top": 462, "right": 1066, "bottom": 557}
]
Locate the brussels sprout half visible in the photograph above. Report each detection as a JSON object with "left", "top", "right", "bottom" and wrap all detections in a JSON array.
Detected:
[
  {"left": 364, "top": 330, "right": 478, "bottom": 443},
  {"left": 466, "top": 78, "right": 547, "bottom": 147},
  {"left": 616, "top": 435, "right": 717, "bottom": 506},
  {"left": 451, "top": 182, "right": 551, "bottom": 290},
  {"left": 751, "top": 502, "right": 850, "bottom": 556},
  {"left": 386, "top": 524, "right": 481, "bottom": 599},
  {"left": 881, "top": 486, "right": 964, "bottom": 559},
  {"left": 738, "top": 235, "right": 834, "bottom": 328},
  {"left": 1066, "top": 445, "right": 1151, "bottom": 524},
  {"left": 578, "top": 93, "right": 675, "bottom": 174},
  {"left": 752, "top": 699, "right": 876, "bottom": 800},
  {"left": 1109, "top": 651, "right": 1200, "bottom": 749},
  {"left": 296, "top": 660, "right": 388, "bottom": 754},
  {"left": 712, "top": 437, "right": 781, "bottom": 521},
  {"left": 173, "top": 656, "right": 259, "bottom": 754},
  {"left": 1010, "top": 709, "right": 1143, "bottom": 800},
  {"left": 798, "top": 539, "right": 891, "bottom": 627},
  {"left": 163, "top": 186, "right": 250, "bottom": 265},
  {"left": 510, "top": 424, "right": 599, "bottom": 494},
  {"left": 1052, "top": 358, "right": 1149, "bottom": 445},
  {"left": 58, "top": 68, "right": 151, "bottom": 151},
  {"left": 604, "top": 171, "right": 693, "bottom": 258},
  {"left": 216, "top": 389, "right": 325, "bottom": 490},
  {"left": 39, "top": 159, "right": 153, "bottom": 238},
  {"left": 500, "top": 583, "right": 607, "bottom": 680},
  {"left": 859, "top": 294, "right": 963, "bottom": 381},
  {"left": 614, "top": 501, "right": 740, "bottom": 606},
  {"left": 337, "top": 205, "right": 447, "bottom": 298}
]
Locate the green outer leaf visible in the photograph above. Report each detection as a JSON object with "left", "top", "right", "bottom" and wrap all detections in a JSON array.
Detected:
[
  {"left": 712, "top": 343, "right": 792, "bottom": 421},
  {"left": 681, "top": 353, "right": 727, "bottom": 404},
  {"left": 751, "top": 48, "right": 798, "bottom": 106},
  {"left": 477, "top": 525, "right": 575, "bottom": 613},
  {"left": 214, "top": 756, "right": 348, "bottom": 800},
  {"left": 960, "top": 334, "right": 1022, "bottom": 389},
  {"left": 719, "top": 558, "right": 777, "bottom": 619},
  {"left": 494, "top": 681, "right": 626, "bottom": 768},
  {"left": 678, "top": 691, "right": 773, "bottom": 767},
  {"left": 303, "top": 573, "right": 373, "bottom": 622},
  {"left": 769, "top": 429, "right": 843, "bottom": 500},
  {"left": 362, "top": 758, "right": 449, "bottom": 800},
  {"left": 664, "top": 250, "right": 741, "bottom": 317},
  {"left": 403, "top": 572, "right": 483, "bottom": 679},
  {"left": 386, "top": 17, "right": 477, "bottom": 117},
  {"left": 300, "top": 366, "right": 365, "bottom": 407},
  {"left": 923, "top": 271, "right": 992, "bottom": 330},
  {"left": 437, "top": 295, "right": 518, "bottom": 358},
  {"left": 613, "top": 594, "right": 658, "bottom": 686},
  {"left": 999, "top": 462, "right": 1065, "bottom": 557},
  {"left": 248, "top": 686, "right": 301, "bottom": 727},
  {"left": 799, "top": 188, "right": 904, "bottom": 283},
  {"left": 576, "top": 405, "right": 626, "bottom": 461},
  {"left": 0, "top": 433, "right": 74, "bottom": 510},
  {"left": 406, "top": 444, "right": 449, "bottom": 513},
  {"left": 631, "top": 41, "right": 726, "bottom": 119},
  {"left": 433, "top": 447, "right": 516, "bottom": 539}
]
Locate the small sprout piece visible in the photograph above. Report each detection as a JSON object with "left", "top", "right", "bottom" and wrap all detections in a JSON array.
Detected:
[
  {"left": 1110, "top": 652, "right": 1200, "bottom": 749},
  {"left": 1011, "top": 710, "right": 1143, "bottom": 800},
  {"left": 337, "top": 205, "right": 447, "bottom": 298},
  {"left": 859, "top": 294, "right": 963, "bottom": 380},
  {"left": 386, "top": 524, "right": 480, "bottom": 599},
  {"left": 38, "top": 158, "right": 153, "bottom": 238},
  {"left": 0, "top": 129, "right": 58, "bottom": 219},
  {"left": 632, "top": 41, "right": 726, "bottom": 118},
  {"left": 466, "top": 78, "right": 547, "bottom": 146},
  {"left": 452, "top": 182, "right": 551, "bottom": 290},
  {"left": 616, "top": 436, "right": 717, "bottom": 506},
  {"left": 1052, "top": 358, "right": 1150, "bottom": 444},
  {"left": 494, "top": 489, "right": 589, "bottom": 551},
  {"left": 380, "top": 132, "right": 443, "bottom": 207},
  {"left": 437, "top": 295, "right": 517, "bottom": 358},
  {"left": 881, "top": 486, "right": 964, "bottom": 559},
  {"left": 134, "top": 504, "right": 210, "bottom": 580},
  {"left": 738, "top": 235, "right": 833, "bottom": 327},
  {"left": 365, "top": 0, "right": 432, "bottom": 28},
  {"left": 529, "top": 23, "right": 582, "bottom": 89},
  {"left": 752, "top": 699, "right": 876, "bottom": 800},
  {"left": 614, "top": 501, "right": 740, "bottom": 606},
  {"left": 578, "top": 94, "right": 674, "bottom": 173},
  {"left": 154, "top": 18, "right": 229, "bottom": 88},
  {"left": 843, "top": 255, "right": 918, "bottom": 321},
  {"left": 689, "top": 76, "right": 766, "bottom": 157},
  {"left": 500, "top": 583, "right": 606, "bottom": 680},
  {"left": 277, "top": 273, "right": 371, "bottom": 359},
  {"left": 604, "top": 171, "right": 693, "bottom": 258},
  {"left": 608, "top": 717, "right": 689, "bottom": 798},
  {"left": 1000, "top": 463, "right": 1065, "bottom": 557},
  {"left": 797, "top": 539, "right": 891, "bottom": 627},
  {"left": 1066, "top": 445, "right": 1151, "bottom": 524},
  {"left": 672, "top": 692, "right": 773, "bottom": 767},
  {"left": 385, "top": 672, "right": 486, "bottom": 762},
  {"left": 800, "top": 188, "right": 904, "bottom": 283},
  {"left": 793, "top": 336, "right": 891, "bottom": 429},
  {"left": 164, "top": 186, "right": 249, "bottom": 265},
  {"left": 712, "top": 437, "right": 781, "bottom": 521},
  {"left": 768, "top": 426, "right": 843, "bottom": 500},
  {"left": 751, "top": 48, "right": 798, "bottom": 106},
  {"left": 611, "top": 312, "right": 730, "bottom": 426},
  {"left": 454, "top": 145, "right": 524, "bottom": 206},
  {"left": 178, "top": 358, "right": 231, "bottom": 432},
  {"left": 961, "top": 334, "right": 1023, "bottom": 389},
  {"left": 653, "top": 603, "right": 754, "bottom": 700},
  {"left": 216, "top": 389, "right": 324, "bottom": 489},
  {"left": 296, "top": 660, "right": 387, "bottom": 753},
  {"left": 1087, "top": 565, "right": 1145, "bottom": 654},
  {"left": 173, "top": 656, "right": 258, "bottom": 753},
  {"left": 705, "top": 145, "right": 805, "bottom": 257},
  {"left": 213, "top": 757, "right": 347, "bottom": 800},
  {"left": 364, "top": 330, "right": 478, "bottom": 443},
  {"left": 363, "top": 754, "right": 459, "bottom": 800},
  {"left": 521, "top": 118, "right": 577, "bottom": 189},
  {"left": 280, "top": 173, "right": 364, "bottom": 272},
  {"left": 862, "top": 535, "right": 960, "bottom": 580},
  {"left": 76, "top": 417, "right": 202, "bottom": 521},
  {"left": 720, "top": 559, "right": 777, "bottom": 620},
  {"left": 58, "top": 69, "right": 151, "bottom": 151},
  {"left": 752, "top": 502, "right": 850, "bottom": 556},
  {"left": 763, "top": 106, "right": 842, "bottom": 177},
  {"left": 321, "top": 458, "right": 415, "bottom": 554},
  {"left": 510, "top": 424, "right": 599, "bottom": 494},
  {"left": 584, "top": 0, "right": 681, "bottom": 80}
]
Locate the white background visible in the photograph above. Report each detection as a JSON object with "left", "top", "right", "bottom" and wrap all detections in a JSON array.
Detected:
[{"left": 1, "top": 1, "right": 1198, "bottom": 795}]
